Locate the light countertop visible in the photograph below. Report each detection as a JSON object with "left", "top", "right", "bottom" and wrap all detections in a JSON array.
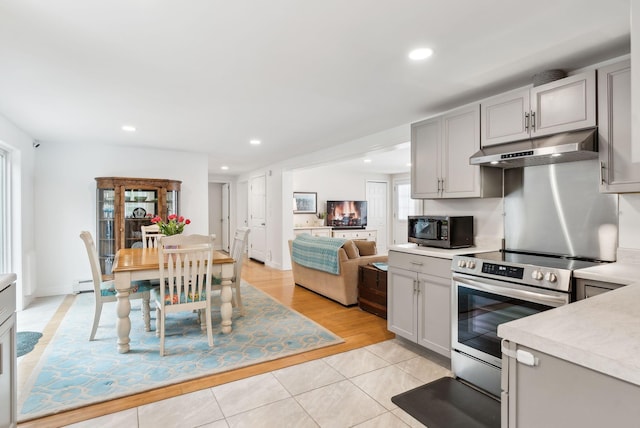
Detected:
[
  {"left": 498, "top": 282, "right": 640, "bottom": 387},
  {"left": 573, "top": 262, "right": 640, "bottom": 284},
  {"left": 0, "top": 273, "right": 17, "bottom": 290},
  {"left": 574, "top": 248, "right": 640, "bottom": 284},
  {"left": 389, "top": 238, "right": 501, "bottom": 260}
]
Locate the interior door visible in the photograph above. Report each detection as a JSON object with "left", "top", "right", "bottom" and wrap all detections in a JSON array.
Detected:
[
  {"left": 222, "top": 183, "right": 230, "bottom": 252},
  {"left": 208, "top": 183, "right": 223, "bottom": 250},
  {"left": 366, "top": 180, "right": 388, "bottom": 252},
  {"left": 249, "top": 174, "right": 267, "bottom": 262}
]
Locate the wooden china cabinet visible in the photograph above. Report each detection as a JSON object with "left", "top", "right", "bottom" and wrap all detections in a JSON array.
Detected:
[{"left": 95, "top": 177, "right": 181, "bottom": 276}]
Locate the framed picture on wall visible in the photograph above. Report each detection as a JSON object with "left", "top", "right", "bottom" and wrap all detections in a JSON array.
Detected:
[{"left": 293, "top": 192, "right": 317, "bottom": 214}]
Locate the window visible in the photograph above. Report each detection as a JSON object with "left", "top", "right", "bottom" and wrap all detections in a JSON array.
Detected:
[
  {"left": 396, "top": 182, "right": 421, "bottom": 220},
  {"left": 393, "top": 179, "right": 422, "bottom": 245}
]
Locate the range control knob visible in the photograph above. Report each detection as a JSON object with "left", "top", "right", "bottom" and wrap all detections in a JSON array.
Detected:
[
  {"left": 457, "top": 260, "right": 467, "bottom": 268},
  {"left": 531, "top": 270, "right": 544, "bottom": 281},
  {"left": 545, "top": 272, "right": 557, "bottom": 283},
  {"left": 467, "top": 261, "right": 476, "bottom": 269}
]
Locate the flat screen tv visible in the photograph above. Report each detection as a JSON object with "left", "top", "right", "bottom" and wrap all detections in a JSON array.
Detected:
[{"left": 326, "top": 200, "right": 367, "bottom": 229}]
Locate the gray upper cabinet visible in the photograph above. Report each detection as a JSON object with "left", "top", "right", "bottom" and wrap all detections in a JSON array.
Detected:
[
  {"left": 480, "top": 87, "right": 531, "bottom": 147},
  {"left": 411, "top": 116, "right": 440, "bottom": 198},
  {"left": 411, "top": 103, "right": 501, "bottom": 199},
  {"left": 481, "top": 70, "right": 596, "bottom": 147},
  {"left": 598, "top": 59, "right": 636, "bottom": 193}
]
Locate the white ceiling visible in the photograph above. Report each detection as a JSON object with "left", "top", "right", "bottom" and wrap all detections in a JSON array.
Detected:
[{"left": 0, "top": 1, "right": 630, "bottom": 176}]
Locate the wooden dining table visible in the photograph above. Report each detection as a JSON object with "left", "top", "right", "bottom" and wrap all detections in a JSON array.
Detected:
[{"left": 112, "top": 247, "right": 235, "bottom": 354}]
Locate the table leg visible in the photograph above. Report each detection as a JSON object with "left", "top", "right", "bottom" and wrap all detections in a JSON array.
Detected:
[
  {"left": 219, "top": 262, "right": 234, "bottom": 334},
  {"left": 114, "top": 272, "right": 132, "bottom": 354}
]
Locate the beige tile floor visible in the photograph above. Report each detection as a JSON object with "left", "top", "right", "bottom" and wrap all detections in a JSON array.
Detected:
[
  {"left": 18, "top": 297, "right": 452, "bottom": 428},
  {"left": 62, "top": 340, "right": 451, "bottom": 428}
]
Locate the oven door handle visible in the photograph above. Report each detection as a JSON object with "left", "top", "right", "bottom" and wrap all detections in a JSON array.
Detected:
[{"left": 453, "top": 274, "right": 568, "bottom": 307}]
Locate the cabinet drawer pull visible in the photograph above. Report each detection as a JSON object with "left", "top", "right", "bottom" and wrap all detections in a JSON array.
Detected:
[
  {"left": 600, "top": 161, "right": 606, "bottom": 185},
  {"left": 524, "top": 112, "right": 530, "bottom": 131}
]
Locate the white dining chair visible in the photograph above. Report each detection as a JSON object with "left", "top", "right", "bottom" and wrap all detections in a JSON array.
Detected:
[
  {"left": 155, "top": 233, "right": 215, "bottom": 356},
  {"left": 141, "top": 224, "right": 164, "bottom": 248},
  {"left": 79, "top": 231, "right": 156, "bottom": 341}
]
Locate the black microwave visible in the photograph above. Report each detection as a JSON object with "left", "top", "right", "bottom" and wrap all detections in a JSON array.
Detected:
[{"left": 408, "top": 215, "right": 473, "bottom": 249}]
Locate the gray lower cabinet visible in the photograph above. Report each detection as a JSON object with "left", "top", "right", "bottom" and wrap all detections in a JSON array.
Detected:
[
  {"left": 575, "top": 278, "right": 625, "bottom": 300},
  {"left": 501, "top": 341, "right": 640, "bottom": 428},
  {"left": 387, "top": 251, "right": 451, "bottom": 357},
  {"left": 598, "top": 59, "right": 637, "bottom": 192},
  {"left": 0, "top": 276, "right": 17, "bottom": 428}
]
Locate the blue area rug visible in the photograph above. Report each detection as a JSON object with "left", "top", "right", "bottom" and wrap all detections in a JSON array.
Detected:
[
  {"left": 17, "top": 331, "right": 43, "bottom": 357},
  {"left": 18, "top": 282, "right": 343, "bottom": 421}
]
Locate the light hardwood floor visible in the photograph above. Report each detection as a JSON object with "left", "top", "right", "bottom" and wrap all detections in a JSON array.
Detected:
[{"left": 19, "top": 258, "right": 395, "bottom": 428}]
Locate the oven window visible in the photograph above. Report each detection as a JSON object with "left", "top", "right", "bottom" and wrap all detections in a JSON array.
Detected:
[{"left": 457, "top": 285, "right": 552, "bottom": 359}]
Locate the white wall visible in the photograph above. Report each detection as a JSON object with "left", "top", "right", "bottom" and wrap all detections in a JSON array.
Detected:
[
  {"left": 34, "top": 141, "right": 209, "bottom": 296},
  {"left": 422, "top": 198, "right": 504, "bottom": 241},
  {"left": 292, "top": 165, "right": 390, "bottom": 228},
  {"left": 0, "top": 114, "right": 36, "bottom": 310}
]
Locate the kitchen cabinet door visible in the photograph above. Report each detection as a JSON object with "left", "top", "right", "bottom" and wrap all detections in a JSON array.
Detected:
[
  {"left": 0, "top": 314, "right": 16, "bottom": 428},
  {"left": 417, "top": 272, "right": 451, "bottom": 355},
  {"left": 388, "top": 251, "right": 453, "bottom": 358},
  {"left": 530, "top": 70, "right": 596, "bottom": 138},
  {"left": 387, "top": 267, "right": 418, "bottom": 342},
  {"left": 412, "top": 104, "right": 500, "bottom": 199},
  {"left": 411, "top": 117, "right": 440, "bottom": 198},
  {"left": 598, "top": 60, "right": 637, "bottom": 193},
  {"left": 441, "top": 104, "right": 482, "bottom": 198},
  {"left": 481, "top": 87, "right": 530, "bottom": 147},
  {"left": 481, "top": 70, "right": 596, "bottom": 147},
  {"left": 502, "top": 342, "right": 640, "bottom": 428}
]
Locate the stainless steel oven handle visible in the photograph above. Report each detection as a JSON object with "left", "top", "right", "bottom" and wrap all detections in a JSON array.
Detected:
[{"left": 453, "top": 274, "right": 568, "bottom": 307}]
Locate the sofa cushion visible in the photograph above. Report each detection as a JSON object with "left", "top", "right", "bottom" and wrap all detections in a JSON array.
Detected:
[
  {"left": 354, "top": 240, "right": 377, "bottom": 256},
  {"left": 342, "top": 240, "right": 360, "bottom": 259}
]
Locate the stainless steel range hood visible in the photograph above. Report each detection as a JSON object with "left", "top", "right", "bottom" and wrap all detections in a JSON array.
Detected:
[{"left": 469, "top": 128, "right": 597, "bottom": 168}]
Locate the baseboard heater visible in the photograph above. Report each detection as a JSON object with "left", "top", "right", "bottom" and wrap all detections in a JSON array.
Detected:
[{"left": 72, "top": 279, "right": 93, "bottom": 294}]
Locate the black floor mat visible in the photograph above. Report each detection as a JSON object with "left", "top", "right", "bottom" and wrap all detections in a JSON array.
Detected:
[{"left": 391, "top": 377, "right": 500, "bottom": 428}]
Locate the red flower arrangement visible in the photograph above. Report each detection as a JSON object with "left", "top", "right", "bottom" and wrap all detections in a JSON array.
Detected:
[{"left": 150, "top": 214, "right": 191, "bottom": 236}]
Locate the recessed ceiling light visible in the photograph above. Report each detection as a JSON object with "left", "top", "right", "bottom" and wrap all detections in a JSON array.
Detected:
[
  {"left": 250, "top": 139, "right": 261, "bottom": 146},
  {"left": 122, "top": 125, "right": 136, "bottom": 132},
  {"left": 221, "top": 166, "right": 229, "bottom": 170},
  {"left": 490, "top": 161, "right": 499, "bottom": 165},
  {"left": 363, "top": 158, "right": 372, "bottom": 163},
  {"left": 408, "top": 48, "right": 433, "bottom": 61}
]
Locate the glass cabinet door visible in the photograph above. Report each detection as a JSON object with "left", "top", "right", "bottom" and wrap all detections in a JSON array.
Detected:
[
  {"left": 167, "top": 190, "right": 179, "bottom": 216},
  {"left": 124, "top": 188, "right": 158, "bottom": 248},
  {"left": 97, "top": 188, "right": 115, "bottom": 274}
]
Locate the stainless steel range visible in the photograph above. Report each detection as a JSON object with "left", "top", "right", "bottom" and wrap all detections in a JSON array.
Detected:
[
  {"left": 451, "top": 250, "right": 602, "bottom": 397},
  {"left": 450, "top": 160, "right": 619, "bottom": 398}
]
